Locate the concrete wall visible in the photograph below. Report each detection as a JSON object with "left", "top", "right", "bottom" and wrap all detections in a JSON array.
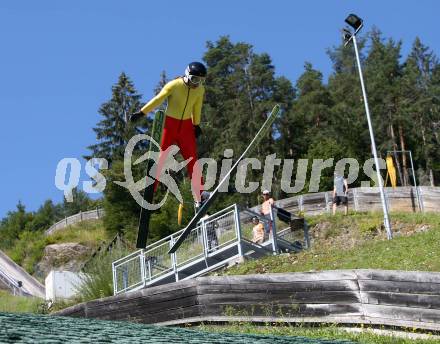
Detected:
[{"left": 45, "top": 271, "right": 85, "bottom": 301}]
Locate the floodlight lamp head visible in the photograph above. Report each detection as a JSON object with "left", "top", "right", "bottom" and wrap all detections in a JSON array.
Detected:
[
  {"left": 342, "top": 28, "right": 352, "bottom": 43},
  {"left": 345, "top": 14, "right": 363, "bottom": 32}
]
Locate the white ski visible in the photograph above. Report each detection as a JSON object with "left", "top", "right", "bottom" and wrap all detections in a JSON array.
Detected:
[{"left": 169, "top": 104, "right": 281, "bottom": 253}]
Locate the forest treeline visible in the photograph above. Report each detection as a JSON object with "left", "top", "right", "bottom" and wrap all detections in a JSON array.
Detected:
[{"left": 1, "top": 31, "right": 439, "bottom": 247}]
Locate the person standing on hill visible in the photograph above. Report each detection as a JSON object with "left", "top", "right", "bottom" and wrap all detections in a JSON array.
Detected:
[
  {"left": 333, "top": 172, "right": 349, "bottom": 215},
  {"left": 260, "top": 189, "right": 275, "bottom": 235},
  {"left": 130, "top": 62, "right": 207, "bottom": 209}
]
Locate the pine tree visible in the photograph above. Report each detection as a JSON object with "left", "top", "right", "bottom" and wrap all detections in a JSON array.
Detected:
[
  {"left": 201, "top": 36, "right": 294, "bottom": 202},
  {"left": 0, "top": 202, "right": 33, "bottom": 249},
  {"left": 25, "top": 200, "right": 59, "bottom": 232},
  {"left": 153, "top": 70, "right": 168, "bottom": 96},
  {"left": 363, "top": 29, "right": 405, "bottom": 184},
  {"left": 62, "top": 187, "right": 96, "bottom": 216},
  {"left": 327, "top": 35, "right": 368, "bottom": 163},
  {"left": 291, "top": 62, "right": 333, "bottom": 156},
  {"left": 400, "top": 38, "right": 440, "bottom": 186},
  {"left": 85, "top": 72, "right": 147, "bottom": 164}
]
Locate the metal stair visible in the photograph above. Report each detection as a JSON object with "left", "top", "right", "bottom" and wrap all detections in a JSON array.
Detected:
[{"left": 112, "top": 204, "right": 309, "bottom": 295}]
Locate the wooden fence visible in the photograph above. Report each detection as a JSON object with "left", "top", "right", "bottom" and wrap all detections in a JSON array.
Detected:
[
  {"left": 45, "top": 208, "right": 104, "bottom": 236},
  {"left": 55, "top": 269, "right": 440, "bottom": 331},
  {"left": 44, "top": 186, "right": 439, "bottom": 236},
  {"left": 273, "top": 186, "right": 440, "bottom": 215}
]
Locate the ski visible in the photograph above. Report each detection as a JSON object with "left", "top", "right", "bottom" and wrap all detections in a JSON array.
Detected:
[
  {"left": 136, "top": 110, "right": 165, "bottom": 248},
  {"left": 169, "top": 104, "right": 281, "bottom": 254}
]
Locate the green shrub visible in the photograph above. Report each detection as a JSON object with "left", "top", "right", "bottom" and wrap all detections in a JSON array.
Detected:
[
  {"left": 6, "top": 231, "right": 48, "bottom": 275},
  {"left": 75, "top": 241, "right": 131, "bottom": 301},
  {"left": 358, "top": 219, "right": 382, "bottom": 236}
]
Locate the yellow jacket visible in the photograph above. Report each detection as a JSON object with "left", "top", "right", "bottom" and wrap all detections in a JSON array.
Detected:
[{"left": 141, "top": 78, "right": 205, "bottom": 125}]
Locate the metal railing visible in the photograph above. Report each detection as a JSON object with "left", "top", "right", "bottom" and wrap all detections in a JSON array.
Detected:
[
  {"left": 0, "top": 267, "right": 25, "bottom": 296},
  {"left": 112, "top": 205, "right": 239, "bottom": 294},
  {"left": 45, "top": 208, "right": 104, "bottom": 236},
  {"left": 112, "top": 204, "right": 308, "bottom": 295}
]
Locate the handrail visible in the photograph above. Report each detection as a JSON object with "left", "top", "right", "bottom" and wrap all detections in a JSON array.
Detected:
[
  {"left": 112, "top": 204, "right": 308, "bottom": 295},
  {"left": 0, "top": 267, "right": 23, "bottom": 295},
  {"left": 112, "top": 205, "right": 243, "bottom": 294}
]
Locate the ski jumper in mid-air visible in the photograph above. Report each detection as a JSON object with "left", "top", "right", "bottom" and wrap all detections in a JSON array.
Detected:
[{"left": 130, "top": 62, "right": 207, "bottom": 208}]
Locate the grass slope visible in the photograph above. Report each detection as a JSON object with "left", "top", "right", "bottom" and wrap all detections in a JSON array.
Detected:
[
  {"left": 225, "top": 212, "right": 440, "bottom": 275},
  {"left": 0, "top": 291, "right": 43, "bottom": 313},
  {"left": 199, "top": 323, "right": 440, "bottom": 344}
]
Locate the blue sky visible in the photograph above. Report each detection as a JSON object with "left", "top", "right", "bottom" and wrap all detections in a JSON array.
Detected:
[{"left": 1, "top": 0, "right": 439, "bottom": 218}]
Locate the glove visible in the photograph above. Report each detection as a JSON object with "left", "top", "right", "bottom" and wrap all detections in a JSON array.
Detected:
[
  {"left": 194, "top": 125, "right": 202, "bottom": 138},
  {"left": 128, "top": 111, "right": 144, "bottom": 123}
]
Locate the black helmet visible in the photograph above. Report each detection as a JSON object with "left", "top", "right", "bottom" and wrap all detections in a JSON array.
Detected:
[
  {"left": 201, "top": 191, "right": 211, "bottom": 202},
  {"left": 186, "top": 61, "right": 207, "bottom": 77}
]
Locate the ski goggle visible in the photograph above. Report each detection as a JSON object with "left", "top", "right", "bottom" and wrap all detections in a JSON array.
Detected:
[{"left": 187, "top": 74, "right": 205, "bottom": 85}]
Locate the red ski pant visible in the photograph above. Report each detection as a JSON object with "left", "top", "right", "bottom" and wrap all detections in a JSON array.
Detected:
[{"left": 154, "top": 116, "right": 203, "bottom": 201}]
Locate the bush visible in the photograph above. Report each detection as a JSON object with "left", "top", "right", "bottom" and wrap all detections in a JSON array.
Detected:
[
  {"left": 7, "top": 231, "right": 48, "bottom": 275},
  {"left": 358, "top": 219, "right": 382, "bottom": 236},
  {"left": 75, "top": 241, "right": 131, "bottom": 301}
]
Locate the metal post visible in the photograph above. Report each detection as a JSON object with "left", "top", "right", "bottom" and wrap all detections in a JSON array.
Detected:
[
  {"left": 112, "top": 262, "right": 117, "bottom": 295},
  {"left": 352, "top": 35, "right": 392, "bottom": 240},
  {"left": 324, "top": 192, "right": 330, "bottom": 213},
  {"left": 169, "top": 236, "right": 179, "bottom": 282},
  {"left": 233, "top": 204, "right": 244, "bottom": 258},
  {"left": 409, "top": 150, "right": 422, "bottom": 212},
  {"left": 269, "top": 205, "right": 279, "bottom": 254},
  {"left": 140, "top": 249, "right": 146, "bottom": 287},
  {"left": 201, "top": 218, "right": 209, "bottom": 261}
]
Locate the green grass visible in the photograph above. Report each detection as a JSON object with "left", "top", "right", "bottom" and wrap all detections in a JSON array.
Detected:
[
  {"left": 45, "top": 220, "right": 109, "bottom": 248},
  {"left": 0, "top": 290, "right": 44, "bottom": 313},
  {"left": 224, "top": 212, "right": 440, "bottom": 275},
  {"left": 198, "top": 323, "right": 440, "bottom": 344}
]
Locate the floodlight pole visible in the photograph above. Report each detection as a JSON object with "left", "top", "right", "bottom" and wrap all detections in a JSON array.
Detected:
[{"left": 351, "top": 34, "right": 393, "bottom": 239}]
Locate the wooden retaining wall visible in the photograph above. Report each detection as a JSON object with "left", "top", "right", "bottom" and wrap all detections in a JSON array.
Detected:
[{"left": 55, "top": 269, "right": 440, "bottom": 331}]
